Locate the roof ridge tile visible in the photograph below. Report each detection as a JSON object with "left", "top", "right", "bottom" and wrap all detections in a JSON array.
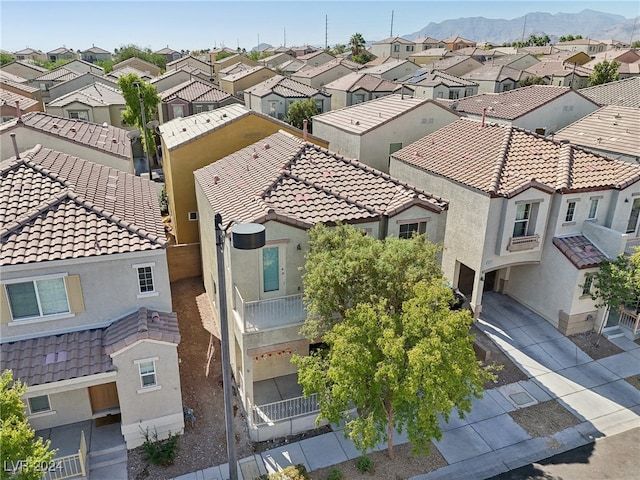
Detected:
[
  {"left": 489, "top": 126, "right": 513, "bottom": 194},
  {"left": 0, "top": 190, "right": 70, "bottom": 239}
]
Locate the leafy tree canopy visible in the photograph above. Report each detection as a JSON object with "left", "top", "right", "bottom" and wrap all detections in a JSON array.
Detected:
[
  {"left": 284, "top": 98, "right": 318, "bottom": 132},
  {"left": 246, "top": 50, "right": 272, "bottom": 61},
  {"left": 632, "top": 40, "right": 640, "bottom": 48},
  {"left": 215, "top": 51, "right": 236, "bottom": 61},
  {"left": 294, "top": 224, "right": 495, "bottom": 458},
  {"left": 588, "top": 59, "right": 620, "bottom": 86},
  {"left": 117, "top": 74, "right": 160, "bottom": 155},
  {"left": 590, "top": 250, "right": 640, "bottom": 311},
  {"left": 0, "top": 52, "right": 16, "bottom": 66},
  {"left": 1, "top": 370, "right": 56, "bottom": 480},
  {"left": 519, "top": 76, "right": 547, "bottom": 87},
  {"left": 114, "top": 44, "right": 166, "bottom": 71}
]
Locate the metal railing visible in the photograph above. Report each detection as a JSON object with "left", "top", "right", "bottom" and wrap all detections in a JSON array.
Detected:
[
  {"left": 508, "top": 234, "right": 541, "bottom": 252},
  {"left": 43, "top": 431, "right": 87, "bottom": 480},
  {"left": 618, "top": 309, "right": 640, "bottom": 335},
  {"left": 234, "top": 285, "right": 306, "bottom": 331},
  {"left": 251, "top": 393, "right": 319, "bottom": 426},
  {"left": 625, "top": 237, "right": 640, "bottom": 256}
]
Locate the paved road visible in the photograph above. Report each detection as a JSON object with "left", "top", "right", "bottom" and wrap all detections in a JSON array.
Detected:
[{"left": 487, "top": 427, "right": 640, "bottom": 480}]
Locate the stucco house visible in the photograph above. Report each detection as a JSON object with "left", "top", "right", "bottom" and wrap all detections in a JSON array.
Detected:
[
  {"left": 553, "top": 105, "right": 640, "bottom": 164},
  {"left": 47, "top": 72, "right": 117, "bottom": 104},
  {"left": 193, "top": 130, "right": 448, "bottom": 441},
  {"left": 291, "top": 58, "right": 361, "bottom": 89},
  {"left": 524, "top": 61, "right": 592, "bottom": 89},
  {"left": 31, "top": 68, "right": 81, "bottom": 103},
  {"left": 81, "top": 45, "right": 112, "bottom": 63},
  {"left": 555, "top": 38, "right": 607, "bottom": 56},
  {"left": 462, "top": 65, "right": 524, "bottom": 93},
  {"left": 408, "top": 48, "right": 454, "bottom": 66},
  {"left": 0, "top": 144, "right": 184, "bottom": 449},
  {"left": 0, "top": 111, "right": 133, "bottom": 172},
  {"left": 155, "top": 46, "right": 182, "bottom": 63},
  {"left": 111, "top": 57, "right": 162, "bottom": 78},
  {"left": 370, "top": 37, "right": 416, "bottom": 60},
  {"left": 359, "top": 59, "right": 419, "bottom": 81},
  {"left": 427, "top": 55, "right": 483, "bottom": 77},
  {"left": 323, "top": 72, "right": 405, "bottom": 110},
  {"left": 578, "top": 77, "right": 640, "bottom": 108},
  {"left": 106, "top": 66, "right": 155, "bottom": 83},
  {"left": 14, "top": 48, "right": 47, "bottom": 62},
  {"left": 159, "top": 78, "right": 240, "bottom": 122},
  {"left": 312, "top": 94, "right": 460, "bottom": 173},
  {"left": 47, "top": 47, "right": 78, "bottom": 62},
  {"left": 46, "top": 83, "right": 128, "bottom": 129},
  {"left": 442, "top": 36, "right": 477, "bottom": 51},
  {"left": 213, "top": 54, "right": 257, "bottom": 83},
  {"left": 243, "top": 75, "right": 331, "bottom": 119},
  {"left": 1, "top": 61, "right": 48, "bottom": 81},
  {"left": 296, "top": 50, "right": 335, "bottom": 68},
  {"left": 219, "top": 65, "right": 277, "bottom": 97},
  {"left": 0, "top": 78, "right": 43, "bottom": 109},
  {"left": 0, "top": 88, "right": 43, "bottom": 122},
  {"left": 413, "top": 37, "right": 446, "bottom": 51},
  {"left": 150, "top": 68, "right": 208, "bottom": 94},
  {"left": 157, "top": 104, "right": 328, "bottom": 246},
  {"left": 389, "top": 118, "right": 640, "bottom": 337},
  {"left": 257, "top": 52, "right": 296, "bottom": 70},
  {"left": 400, "top": 68, "right": 478, "bottom": 100},
  {"left": 167, "top": 55, "right": 212, "bottom": 77},
  {"left": 482, "top": 53, "right": 540, "bottom": 72},
  {"left": 58, "top": 59, "right": 105, "bottom": 76},
  {"left": 449, "top": 85, "right": 600, "bottom": 135}
]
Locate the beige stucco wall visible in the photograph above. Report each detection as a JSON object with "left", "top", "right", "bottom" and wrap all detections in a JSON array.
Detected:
[
  {"left": 292, "top": 66, "right": 354, "bottom": 89},
  {"left": 46, "top": 102, "right": 110, "bottom": 125},
  {"left": 374, "top": 62, "right": 419, "bottom": 81},
  {"left": 25, "top": 382, "right": 97, "bottom": 431}
]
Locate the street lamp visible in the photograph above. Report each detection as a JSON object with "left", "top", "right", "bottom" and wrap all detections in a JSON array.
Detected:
[
  {"left": 132, "top": 81, "right": 151, "bottom": 176},
  {"left": 215, "top": 214, "right": 265, "bottom": 480}
]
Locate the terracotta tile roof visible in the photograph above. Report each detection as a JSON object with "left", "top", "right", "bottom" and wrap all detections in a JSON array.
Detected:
[
  {"left": 324, "top": 72, "right": 399, "bottom": 92},
  {"left": 4, "top": 61, "right": 48, "bottom": 73},
  {"left": 399, "top": 69, "right": 477, "bottom": 87},
  {"left": 409, "top": 48, "right": 452, "bottom": 59},
  {"left": 579, "top": 77, "right": 640, "bottom": 108},
  {"left": 160, "top": 79, "right": 232, "bottom": 103},
  {"left": 15, "top": 48, "right": 46, "bottom": 56},
  {"left": 47, "top": 82, "right": 124, "bottom": 108},
  {"left": 392, "top": 118, "right": 640, "bottom": 198},
  {"left": 360, "top": 60, "right": 416, "bottom": 76},
  {"left": 34, "top": 68, "right": 79, "bottom": 82},
  {"left": 244, "top": 75, "right": 322, "bottom": 98},
  {"left": 463, "top": 65, "right": 523, "bottom": 82},
  {"left": 0, "top": 78, "right": 39, "bottom": 93},
  {"left": 195, "top": 130, "right": 447, "bottom": 228},
  {"left": 553, "top": 105, "right": 640, "bottom": 159},
  {"left": 106, "top": 66, "right": 152, "bottom": 79},
  {"left": 0, "top": 112, "right": 131, "bottom": 159},
  {"left": 524, "top": 61, "right": 591, "bottom": 79},
  {"left": 213, "top": 53, "right": 242, "bottom": 65},
  {"left": 451, "top": 86, "right": 594, "bottom": 120},
  {"left": 557, "top": 38, "right": 602, "bottom": 46},
  {"left": 373, "top": 36, "right": 414, "bottom": 45},
  {"left": 0, "top": 145, "right": 166, "bottom": 266},
  {"left": 82, "top": 46, "right": 111, "bottom": 54},
  {"left": 0, "top": 70, "right": 28, "bottom": 83},
  {"left": 297, "top": 50, "right": 333, "bottom": 61},
  {"left": 0, "top": 89, "right": 39, "bottom": 110},
  {"left": 313, "top": 94, "right": 454, "bottom": 135},
  {"left": 553, "top": 235, "right": 608, "bottom": 268},
  {"left": 1, "top": 308, "right": 179, "bottom": 386},
  {"left": 364, "top": 56, "right": 403, "bottom": 67},
  {"left": 221, "top": 65, "right": 270, "bottom": 82},
  {"left": 47, "top": 47, "right": 76, "bottom": 56},
  {"left": 429, "top": 55, "right": 480, "bottom": 71},
  {"left": 292, "top": 58, "right": 360, "bottom": 79}
]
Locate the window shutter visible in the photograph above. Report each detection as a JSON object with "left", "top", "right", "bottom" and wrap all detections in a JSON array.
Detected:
[
  {"left": 0, "top": 286, "right": 11, "bottom": 323},
  {"left": 65, "top": 275, "right": 85, "bottom": 313}
]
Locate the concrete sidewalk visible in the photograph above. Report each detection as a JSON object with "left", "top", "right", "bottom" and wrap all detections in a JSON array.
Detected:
[{"left": 173, "top": 293, "right": 640, "bottom": 480}]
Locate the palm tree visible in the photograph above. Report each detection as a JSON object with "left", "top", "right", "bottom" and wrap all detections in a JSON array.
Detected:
[{"left": 349, "top": 33, "right": 366, "bottom": 57}]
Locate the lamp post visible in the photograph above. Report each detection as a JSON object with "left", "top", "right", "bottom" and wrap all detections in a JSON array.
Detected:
[
  {"left": 215, "top": 214, "right": 265, "bottom": 480},
  {"left": 132, "top": 81, "right": 151, "bottom": 176}
]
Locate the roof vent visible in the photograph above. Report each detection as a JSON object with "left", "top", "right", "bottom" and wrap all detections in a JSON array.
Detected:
[
  {"left": 70, "top": 127, "right": 76, "bottom": 132},
  {"left": 52, "top": 123, "right": 58, "bottom": 129},
  {"left": 213, "top": 175, "right": 220, "bottom": 184},
  {"left": 263, "top": 143, "right": 270, "bottom": 149},
  {"left": 102, "top": 122, "right": 108, "bottom": 128},
  {"left": 112, "top": 138, "right": 117, "bottom": 143},
  {"left": 206, "top": 118, "right": 211, "bottom": 122},
  {"left": 182, "top": 127, "right": 187, "bottom": 132},
  {"left": 355, "top": 120, "right": 360, "bottom": 125},
  {"left": 151, "top": 311, "right": 161, "bottom": 323}
]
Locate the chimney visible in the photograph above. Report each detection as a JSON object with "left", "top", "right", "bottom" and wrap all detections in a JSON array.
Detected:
[
  {"left": 10, "top": 133, "right": 20, "bottom": 159},
  {"left": 303, "top": 119, "right": 308, "bottom": 142},
  {"left": 15, "top": 100, "right": 22, "bottom": 122}
]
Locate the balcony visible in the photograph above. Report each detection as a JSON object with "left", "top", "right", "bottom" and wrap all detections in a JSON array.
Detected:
[
  {"left": 234, "top": 285, "right": 306, "bottom": 332},
  {"left": 507, "top": 234, "right": 540, "bottom": 252},
  {"left": 250, "top": 373, "right": 319, "bottom": 427}
]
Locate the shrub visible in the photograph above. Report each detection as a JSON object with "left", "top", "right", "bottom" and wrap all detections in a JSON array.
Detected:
[
  {"left": 327, "top": 468, "right": 343, "bottom": 480},
  {"left": 140, "top": 428, "right": 179, "bottom": 466},
  {"left": 258, "top": 464, "right": 311, "bottom": 480},
  {"left": 356, "top": 454, "right": 372, "bottom": 473}
]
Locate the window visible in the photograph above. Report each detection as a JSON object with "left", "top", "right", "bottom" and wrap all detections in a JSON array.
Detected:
[
  {"left": 172, "top": 105, "right": 184, "bottom": 118},
  {"left": 5, "top": 277, "right": 69, "bottom": 320},
  {"left": 68, "top": 110, "right": 89, "bottom": 121},
  {"left": 406, "top": 45, "right": 414, "bottom": 52},
  {"left": 353, "top": 93, "right": 366, "bottom": 104},
  {"left": 512, "top": 201, "right": 543, "bottom": 237},
  {"left": 195, "top": 105, "right": 203, "bottom": 114},
  {"left": 588, "top": 199, "right": 599, "bottom": 219},
  {"left": 565, "top": 201, "right": 576, "bottom": 222},
  {"left": 138, "top": 360, "right": 157, "bottom": 388},
  {"left": 269, "top": 101, "right": 277, "bottom": 116},
  {"left": 28, "top": 395, "right": 51, "bottom": 414},
  {"left": 399, "top": 221, "right": 427, "bottom": 239},
  {"left": 393, "top": 44, "right": 400, "bottom": 53},
  {"left": 465, "top": 88, "right": 474, "bottom": 97},
  {"left": 437, "top": 92, "right": 444, "bottom": 98},
  {"left": 582, "top": 274, "right": 594, "bottom": 297},
  {"left": 188, "top": 211, "right": 198, "bottom": 221},
  {"left": 315, "top": 99, "right": 324, "bottom": 113},
  {"left": 449, "top": 90, "right": 460, "bottom": 99},
  {"left": 262, "top": 247, "right": 280, "bottom": 292},
  {"left": 389, "top": 142, "right": 403, "bottom": 155},
  {"left": 136, "top": 266, "right": 155, "bottom": 294},
  {"left": 626, "top": 198, "right": 640, "bottom": 234}
]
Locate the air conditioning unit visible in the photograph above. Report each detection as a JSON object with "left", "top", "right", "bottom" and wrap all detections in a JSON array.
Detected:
[{"left": 277, "top": 113, "right": 284, "bottom": 120}]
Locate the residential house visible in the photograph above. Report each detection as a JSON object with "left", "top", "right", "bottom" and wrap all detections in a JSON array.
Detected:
[
  {"left": 408, "top": 48, "right": 454, "bottom": 66},
  {"left": 154, "top": 46, "right": 182, "bottom": 63},
  {"left": 402, "top": 69, "right": 478, "bottom": 100},
  {"left": 483, "top": 53, "right": 540, "bottom": 72},
  {"left": 58, "top": 59, "right": 105, "bottom": 76},
  {"left": 578, "top": 76, "right": 640, "bottom": 108},
  {"left": 614, "top": 61, "right": 640, "bottom": 79},
  {"left": 462, "top": 65, "right": 524, "bottom": 93},
  {"left": 359, "top": 59, "right": 419, "bottom": 81},
  {"left": 218, "top": 62, "right": 255, "bottom": 79},
  {"left": 193, "top": 130, "right": 448, "bottom": 441},
  {"left": 518, "top": 46, "right": 560, "bottom": 56},
  {"left": 312, "top": 94, "right": 460, "bottom": 173},
  {"left": 296, "top": 50, "right": 335, "bottom": 68},
  {"left": 537, "top": 50, "right": 593, "bottom": 66},
  {"left": 389, "top": 118, "right": 640, "bottom": 337},
  {"left": 209, "top": 47, "right": 239, "bottom": 63},
  {"left": 370, "top": 37, "right": 416, "bottom": 60},
  {"left": 0, "top": 70, "right": 28, "bottom": 84},
  {"left": 278, "top": 59, "right": 307, "bottom": 77},
  {"left": 46, "top": 83, "right": 128, "bottom": 129},
  {"left": 1, "top": 61, "right": 49, "bottom": 80},
  {"left": 111, "top": 57, "right": 162, "bottom": 77},
  {"left": 219, "top": 66, "right": 277, "bottom": 97},
  {"left": 47, "top": 72, "right": 117, "bottom": 104},
  {"left": 449, "top": 85, "right": 599, "bottom": 135},
  {"left": 213, "top": 54, "right": 257, "bottom": 83},
  {"left": 291, "top": 58, "right": 360, "bottom": 89},
  {"left": 600, "top": 39, "right": 631, "bottom": 50},
  {"left": 157, "top": 104, "right": 328, "bottom": 245},
  {"left": 159, "top": 79, "right": 239, "bottom": 122},
  {"left": 553, "top": 105, "right": 640, "bottom": 164},
  {"left": 47, "top": 47, "right": 78, "bottom": 62},
  {"left": 81, "top": 45, "right": 112, "bottom": 63},
  {"left": 0, "top": 88, "right": 43, "bottom": 122},
  {"left": 524, "top": 61, "right": 592, "bottom": 89},
  {"left": 167, "top": 55, "right": 212, "bottom": 77},
  {"left": 0, "top": 112, "right": 133, "bottom": 172},
  {"left": 554, "top": 38, "right": 607, "bottom": 56},
  {"left": 442, "top": 36, "right": 477, "bottom": 51},
  {"left": 14, "top": 48, "right": 47, "bottom": 62},
  {"left": 323, "top": 72, "right": 404, "bottom": 110},
  {"left": 107, "top": 67, "right": 154, "bottom": 82},
  {"left": 0, "top": 79, "right": 43, "bottom": 109},
  {"left": 291, "top": 45, "right": 319, "bottom": 57},
  {"left": 243, "top": 75, "right": 331, "bottom": 119},
  {"left": 413, "top": 37, "right": 446, "bottom": 51},
  {"left": 150, "top": 68, "right": 208, "bottom": 94},
  {"left": 30, "top": 68, "right": 80, "bottom": 103},
  {"left": 427, "top": 55, "right": 484, "bottom": 77},
  {"left": 0, "top": 144, "right": 184, "bottom": 449},
  {"left": 582, "top": 49, "right": 640, "bottom": 80},
  {"left": 257, "top": 53, "right": 296, "bottom": 70}
]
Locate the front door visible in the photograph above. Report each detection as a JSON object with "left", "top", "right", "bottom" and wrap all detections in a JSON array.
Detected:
[
  {"left": 260, "top": 245, "right": 286, "bottom": 299},
  {"left": 89, "top": 382, "right": 119, "bottom": 414}
]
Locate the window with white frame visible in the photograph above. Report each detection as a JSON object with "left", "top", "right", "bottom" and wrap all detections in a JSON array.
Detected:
[
  {"left": 138, "top": 360, "right": 157, "bottom": 388},
  {"left": 588, "top": 198, "right": 599, "bottom": 219},
  {"left": 565, "top": 201, "right": 577, "bottom": 222},
  {"left": 399, "top": 221, "right": 427, "bottom": 239},
  {"left": 582, "top": 273, "right": 594, "bottom": 296},
  {"left": 28, "top": 395, "right": 51, "bottom": 414},
  {"left": 393, "top": 44, "right": 400, "bottom": 52},
  {"left": 513, "top": 202, "right": 540, "bottom": 237},
  {"left": 134, "top": 265, "right": 155, "bottom": 294},
  {"left": 188, "top": 211, "right": 198, "bottom": 221},
  {"left": 5, "top": 276, "right": 69, "bottom": 320},
  {"left": 172, "top": 105, "right": 184, "bottom": 118},
  {"left": 68, "top": 110, "right": 89, "bottom": 121}
]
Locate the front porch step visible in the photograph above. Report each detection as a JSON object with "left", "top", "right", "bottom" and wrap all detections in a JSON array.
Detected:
[
  {"left": 602, "top": 326, "right": 625, "bottom": 340},
  {"left": 89, "top": 445, "right": 127, "bottom": 470}
]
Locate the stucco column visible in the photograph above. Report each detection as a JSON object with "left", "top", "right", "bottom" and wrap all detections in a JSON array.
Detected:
[{"left": 469, "top": 272, "right": 485, "bottom": 320}]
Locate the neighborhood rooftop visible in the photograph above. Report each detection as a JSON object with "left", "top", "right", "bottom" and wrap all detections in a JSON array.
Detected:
[
  {"left": 47, "top": 82, "right": 124, "bottom": 108},
  {"left": 578, "top": 77, "right": 640, "bottom": 108},
  {"left": 244, "top": 75, "right": 321, "bottom": 98},
  {"left": 0, "top": 88, "right": 39, "bottom": 110},
  {"left": 160, "top": 78, "right": 232, "bottom": 103},
  {"left": 323, "top": 72, "right": 400, "bottom": 92}
]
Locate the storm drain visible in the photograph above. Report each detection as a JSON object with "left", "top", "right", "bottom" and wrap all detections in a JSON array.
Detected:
[
  {"left": 497, "top": 382, "right": 539, "bottom": 409},
  {"left": 510, "top": 391, "right": 534, "bottom": 406}
]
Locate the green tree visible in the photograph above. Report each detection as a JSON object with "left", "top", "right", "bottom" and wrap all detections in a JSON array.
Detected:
[
  {"left": 631, "top": 40, "right": 640, "bottom": 48},
  {"left": 590, "top": 250, "right": 640, "bottom": 312},
  {"left": 349, "top": 33, "right": 366, "bottom": 57},
  {"left": 284, "top": 98, "right": 318, "bottom": 132},
  {"left": 293, "top": 224, "right": 494, "bottom": 458},
  {"left": 1, "top": 370, "right": 56, "bottom": 480},
  {"left": 588, "top": 60, "right": 620, "bottom": 86},
  {"left": 33, "top": 58, "right": 73, "bottom": 70},
  {"left": 246, "top": 50, "right": 271, "bottom": 61},
  {"left": 95, "top": 59, "right": 115, "bottom": 73},
  {"left": 117, "top": 74, "right": 160, "bottom": 157},
  {"left": 114, "top": 44, "right": 166, "bottom": 71},
  {"left": 329, "top": 44, "right": 347, "bottom": 55},
  {"left": 519, "top": 76, "right": 547, "bottom": 87},
  {"left": 215, "top": 51, "right": 235, "bottom": 61},
  {"left": 0, "top": 52, "right": 15, "bottom": 66}
]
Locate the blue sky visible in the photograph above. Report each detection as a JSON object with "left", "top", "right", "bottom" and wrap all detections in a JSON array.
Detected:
[{"left": 1, "top": 1, "right": 638, "bottom": 53}]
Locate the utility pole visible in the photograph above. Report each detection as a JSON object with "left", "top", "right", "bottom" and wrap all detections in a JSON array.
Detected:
[
  {"left": 325, "top": 15, "right": 328, "bottom": 50},
  {"left": 521, "top": 14, "right": 527, "bottom": 43},
  {"left": 390, "top": 10, "right": 394, "bottom": 37},
  {"left": 284, "top": 27, "right": 286, "bottom": 47}
]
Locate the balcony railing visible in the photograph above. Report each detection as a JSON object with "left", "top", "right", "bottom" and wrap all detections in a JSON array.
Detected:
[
  {"left": 42, "top": 430, "right": 87, "bottom": 480},
  {"left": 251, "top": 393, "right": 319, "bottom": 426},
  {"left": 234, "top": 285, "right": 306, "bottom": 332},
  {"left": 625, "top": 237, "right": 640, "bottom": 256},
  {"left": 508, "top": 234, "right": 541, "bottom": 252},
  {"left": 618, "top": 308, "right": 640, "bottom": 336}
]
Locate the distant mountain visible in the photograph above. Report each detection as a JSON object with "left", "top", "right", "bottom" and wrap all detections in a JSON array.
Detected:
[
  {"left": 251, "top": 43, "right": 273, "bottom": 52},
  {"left": 402, "top": 9, "right": 639, "bottom": 45}
]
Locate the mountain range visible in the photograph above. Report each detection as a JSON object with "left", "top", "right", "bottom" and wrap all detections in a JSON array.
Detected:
[{"left": 402, "top": 9, "right": 639, "bottom": 45}]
